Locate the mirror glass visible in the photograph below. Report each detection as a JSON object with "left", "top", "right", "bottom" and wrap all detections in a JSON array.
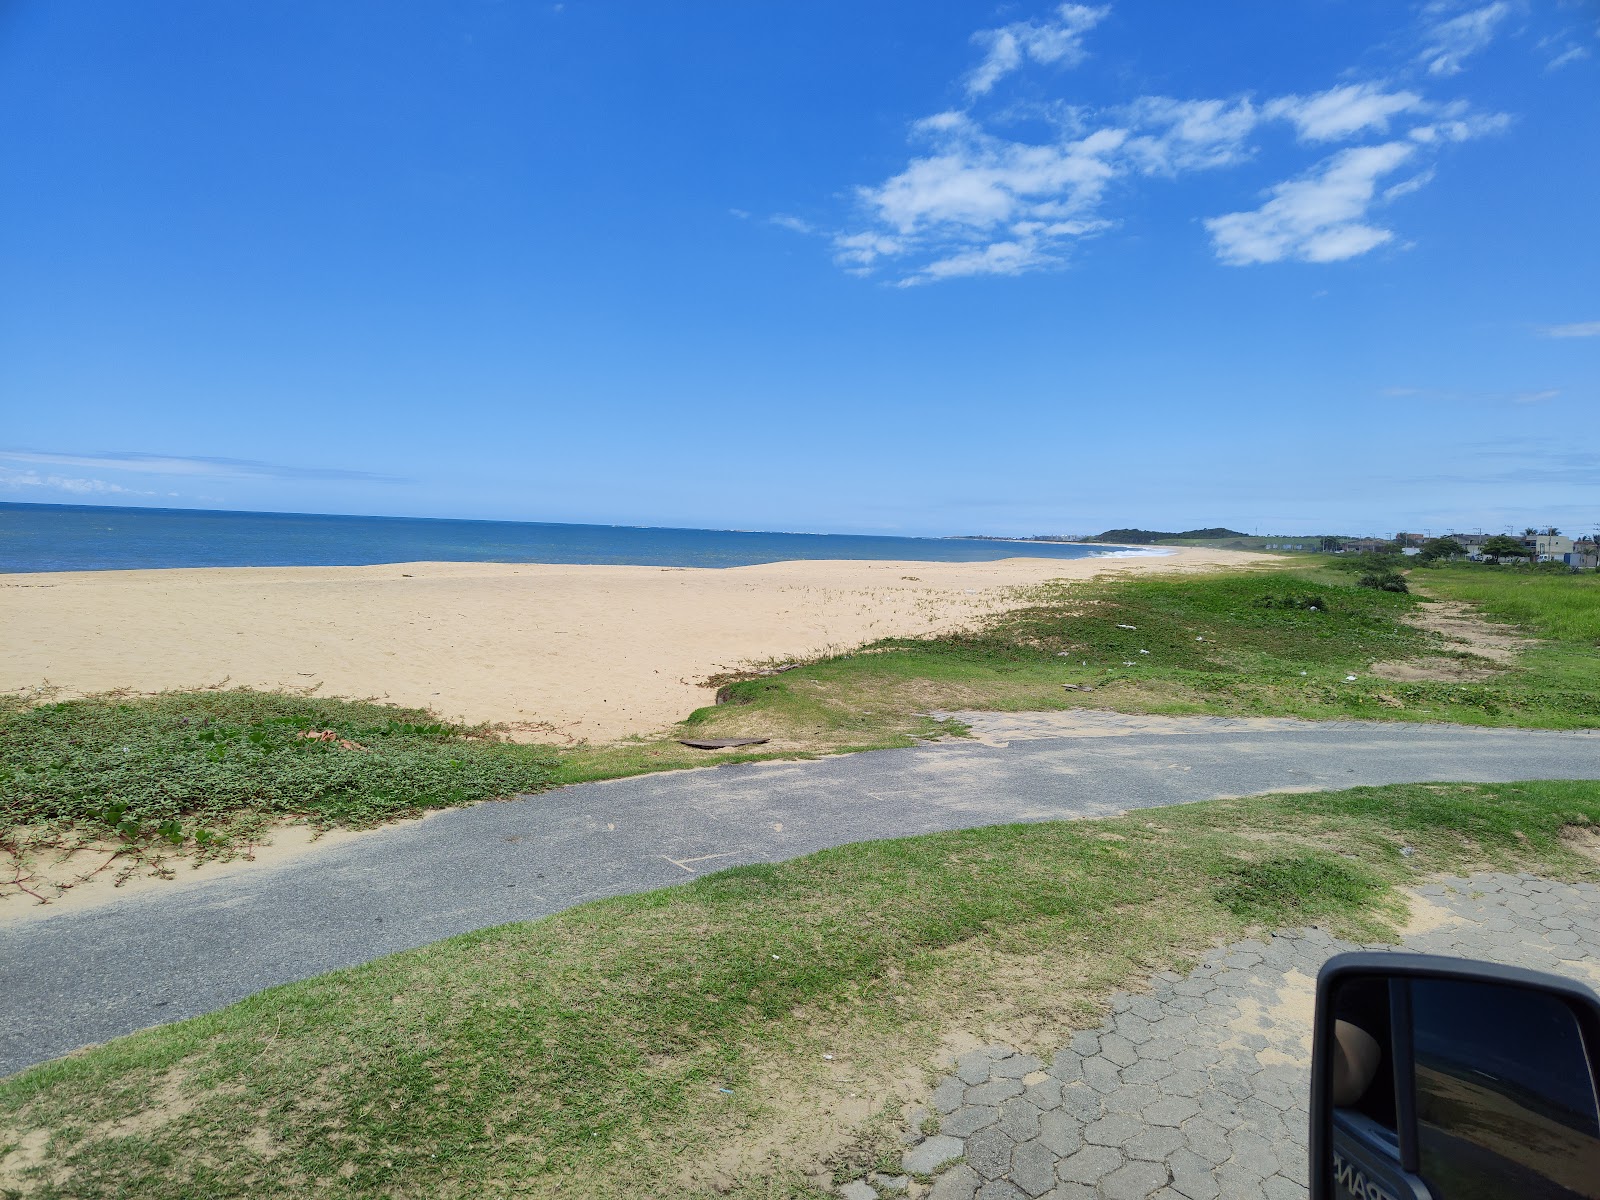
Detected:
[
  {"left": 1327, "top": 972, "right": 1600, "bottom": 1200},
  {"left": 1411, "top": 978, "right": 1600, "bottom": 1198}
]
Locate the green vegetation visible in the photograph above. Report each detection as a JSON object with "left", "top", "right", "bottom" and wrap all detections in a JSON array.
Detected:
[
  {"left": 0, "top": 691, "right": 558, "bottom": 866},
  {"left": 2, "top": 779, "right": 1596, "bottom": 1199},
  {"left": 1418, "top": 563, "right": 1600, "bottom": 645},
  {"left": 5, "top": 564, "right": 1594, "bottom": 872},
  {"left": 1417, "top": 536, "right": 1465, "bottom": 563},
  {"left": 661, "top": 565, "right": 1600, "bottom": 756},
  {"left": 1480, "top": 534, "right": 1533, "bottom": 563},
  {"left": 1356, "top": 569, "right": 1409, "bottom": 593},
  {"left": 1083, "top": 526, "right": 1247, "bottom": 544}
]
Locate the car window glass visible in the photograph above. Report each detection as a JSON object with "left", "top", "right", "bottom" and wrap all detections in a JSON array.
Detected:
[{"left": 1411, "top": 978, "right": 1600, "bottom": 1199}]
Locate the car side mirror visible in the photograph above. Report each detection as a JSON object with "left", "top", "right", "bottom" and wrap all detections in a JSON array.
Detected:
[{"left": 1310, "top": 952, "right": 1600, "bottom": 1200}]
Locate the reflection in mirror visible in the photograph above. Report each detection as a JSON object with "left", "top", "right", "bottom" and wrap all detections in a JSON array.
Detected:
[
  {"left": 1326, "top": 971, "right": 1600, "bottom": 1200},
  {"left": 1328, "top": 974, "right": 1406, "bottom": 1195},
  {"left": 1411, "top": 978, "right": 1600, "bottom": 1199}
]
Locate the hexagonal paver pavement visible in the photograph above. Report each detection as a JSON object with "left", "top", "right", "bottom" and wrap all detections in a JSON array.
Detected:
[{"left": 832, "top": 872, "right": 1600, "bottom": 1198}]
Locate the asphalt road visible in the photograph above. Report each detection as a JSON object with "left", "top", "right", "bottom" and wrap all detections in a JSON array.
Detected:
[{"left": 3, "top": 713, "right": 1596, "bottom": 1076}]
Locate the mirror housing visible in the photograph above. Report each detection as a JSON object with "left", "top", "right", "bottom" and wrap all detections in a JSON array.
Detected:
[{"left": 1311, "top": 952, "right": 1600, "bottom": 1200}]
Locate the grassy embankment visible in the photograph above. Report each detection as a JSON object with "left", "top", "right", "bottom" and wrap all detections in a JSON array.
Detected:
[
  {"left": 0, "top": 692, "right": 559, "bottom": 891},
  {"left": 5, "top": 564, "right": 1596, "bottom": 881},
  {"left": 2, "top": 779, "right": 1598, "bottom": 1198},
  {"left": 578, "top": 562, "right": 1600, "bottom": 776}
]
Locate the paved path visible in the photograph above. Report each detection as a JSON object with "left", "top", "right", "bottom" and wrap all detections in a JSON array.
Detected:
[
  {"left": 3, "top": 713, "right": 1597, "bottom": 1075},
  {"left": 856, "top": 872, "right": 1600, "bottom": 1199}
]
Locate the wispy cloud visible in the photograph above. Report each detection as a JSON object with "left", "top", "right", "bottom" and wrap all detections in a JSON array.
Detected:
[
  {"left": 0, "top": 469, "right": 153, "bottom": 497},
  {"left": 1544, "top": 44, "right": 1591, "bottom": 71},
  {"left": 1418, "top": 1, "right": 1511, "bottom": 76},
  {"left": 1542, "top": 320, "right": 1600, "bottom": 338},
  {"left": 1382, "top": 385, "right": 1562, "bottom": 404},
  {"left": 1120, "top": 96, "right": 1260, "bottom": 172},
  {"left": 768, "top": 214, "right": 815, "bottom": 234},
  {"left": 807, "top": 7, "right": 1509, "bottom": 282},
  {"left": 1415, "top": 447, "right": 1600, "bottom": 487},
  {"left": 0, "top": 449, "right": 403, "bottom": 482},
  {"left": 1263, "top": 83, "right": 1427, "bottom": 142},
  {"left": 836, "top": 112, "right": 1124, "bottom": 282},
  {"left": 1205, "top": 142, "right": 1417, "bottom": 265},
  {"left": 966, "top": 4, "right": 1108, "bottom": 97}
]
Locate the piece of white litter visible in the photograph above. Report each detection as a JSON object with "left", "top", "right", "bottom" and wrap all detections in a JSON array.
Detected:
[
  {"left": 823, "top": 1054, "right": 834, "bottom": 1060},
  {"left": 1300, "top": 671, "right": 1308, "bottom": 676},
  {"left": 771, "top": 954, "right": 780, "bottom": 960},
  {"left": 1116, "top": 623, "right": 1137, "bottom": 629},
  {"left": 1138, "top": 649, "right": 1150, "bottom": 654},
  {"left": 1123, "top": 661, "right": 1135, "bottom": 667},
  {"left": 1400, "top": 846, "right": 1415, "bottom": 857},
  {"left": 1345, "top": 675, "right": 1358, "bottom": 681},
  {"left": 1195, "top": 636, "right": 1204, "bottom": 641}
]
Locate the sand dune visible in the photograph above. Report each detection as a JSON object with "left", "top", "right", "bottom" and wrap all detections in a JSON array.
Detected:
[{"left": 2, "top": 549, "right": 1266, "bottom": 741}]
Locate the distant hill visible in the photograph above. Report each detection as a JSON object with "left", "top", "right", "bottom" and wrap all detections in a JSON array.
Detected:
[{"left": 1087, "top": 527, "right": 1247, "bottom": 544}]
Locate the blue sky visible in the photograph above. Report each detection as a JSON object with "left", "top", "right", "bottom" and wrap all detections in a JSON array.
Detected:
[{"left": 1, "top": 1, "right": 1596, "bottom": 537}]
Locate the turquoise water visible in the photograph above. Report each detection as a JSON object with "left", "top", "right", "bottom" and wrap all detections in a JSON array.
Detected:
[{"left": 0, "top": 503, "right": 1140, "bottom": 572}]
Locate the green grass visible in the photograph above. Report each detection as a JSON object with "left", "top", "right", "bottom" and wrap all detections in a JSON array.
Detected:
[
  {"left": 1418, "top": 563, "right": 1600, "bottom": 645},
  {"left": 0, "top": 691, "right": 559, "bottom": 868},
  {"left": 5, "top": 565, "right": 1595, "bottom": 864},
  {"left": 3, "top": 779, "right": 1597, "bottom": 1199},
  {"left": 648, "top": 565, "right": 1600, "bottom": 759}
]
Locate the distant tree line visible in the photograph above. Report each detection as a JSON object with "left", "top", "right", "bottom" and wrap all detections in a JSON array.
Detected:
[{"left": 1083, "top": 527, "right": 1248, "bottom": 544}]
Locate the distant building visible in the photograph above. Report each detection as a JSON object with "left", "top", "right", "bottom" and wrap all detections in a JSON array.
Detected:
[
  {"left": 1394, "top": 532, "right": 1427, "bottom": 547},
  {"left": 1533, "top": 533, "right": 1574, "bottom": 562},
  {"left": 1566, "top": 539, "right": 1598, "bottom": 570}
]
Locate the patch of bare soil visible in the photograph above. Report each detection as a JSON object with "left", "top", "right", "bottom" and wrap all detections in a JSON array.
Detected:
[
  {"left": 1562, "top": 824, "right": 1600, "bottom": 865},
  {"left": 0, "top": 819, "right": 418, "bottom": 926},
  {"left": 1370, "top": 596, "right": 1533, "bottom": 683},
  {"left": 679, "top": 942, "right": 1139, "bottom": 1195},
  {"left": 0, "top": 1067, "right": 249, "bottom": 1198}
]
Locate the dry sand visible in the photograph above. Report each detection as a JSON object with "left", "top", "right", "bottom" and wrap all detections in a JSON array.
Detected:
[{"left": 1, "top": 548, "right": 1265, "bottom": 742}]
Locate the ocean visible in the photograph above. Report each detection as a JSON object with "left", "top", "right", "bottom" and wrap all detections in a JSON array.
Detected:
[{"left": 0, "top": 502, "right": 1146, "bottom": 573}]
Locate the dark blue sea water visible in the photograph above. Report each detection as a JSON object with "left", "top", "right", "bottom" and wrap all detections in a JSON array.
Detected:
[{"left": 0, "top": 503, "right": 1144, "bottom": 572}]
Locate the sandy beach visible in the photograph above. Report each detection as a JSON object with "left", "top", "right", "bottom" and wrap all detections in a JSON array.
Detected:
[{"left": 2, "top": 548, "right": 1265, "bottom": 742}]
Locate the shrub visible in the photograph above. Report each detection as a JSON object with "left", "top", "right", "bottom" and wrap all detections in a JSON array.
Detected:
[{"left": 1356, "top": 571, "right": 1409, "bottom": 594}]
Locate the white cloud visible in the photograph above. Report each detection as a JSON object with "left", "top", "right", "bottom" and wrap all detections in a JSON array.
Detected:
[
  {"left": 966, "top": 4, "right": 1109, "bottom": 97},
  {"left": 0, "top": 469, "right": 148, "bottom": 496},
  {"left": 831, "top": 113, "right": 1132, "bottom": 280},
  {"left": 1263, "top": 83, "right": 1427, "bottom": 142},
  {"left": 1383, "top": 168, "right": 1436, "bottom": 200},
  {"left": 1543, "top": 321, "right": 1600, "bottom": 338},
  {"left": 1121, "top": 97, "right": 1259, "bottom": 172},
  {"left": 0, "top": 449, "right": 398, "bottom": 482},
  {"left": 1204, "top": 142, "right": 1417, "bottom": 265},
  {"left": 1408, "top": 107, "right": 1511, "bottom": 143},
  {"left": 1545, "top": 45, "right": 1590, "bottom": 71},
  {"left": 768, "top": 214, "right": 815, "bottom": 234},
  {"left": 862, "top": 116, "right": 1125, "bottom": 236},
  {"left": 1418, "top": 2, "right": 1510, "bottom": 76},
  {"left": 815, "top": 7, "right": 1509, "bottom": 282},
  {"left": 909, "top": 240, "right": 1050, "bottom": 283},
  {"left": 1381, "top": 385, "right": 1563, "bottom": 404}
]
